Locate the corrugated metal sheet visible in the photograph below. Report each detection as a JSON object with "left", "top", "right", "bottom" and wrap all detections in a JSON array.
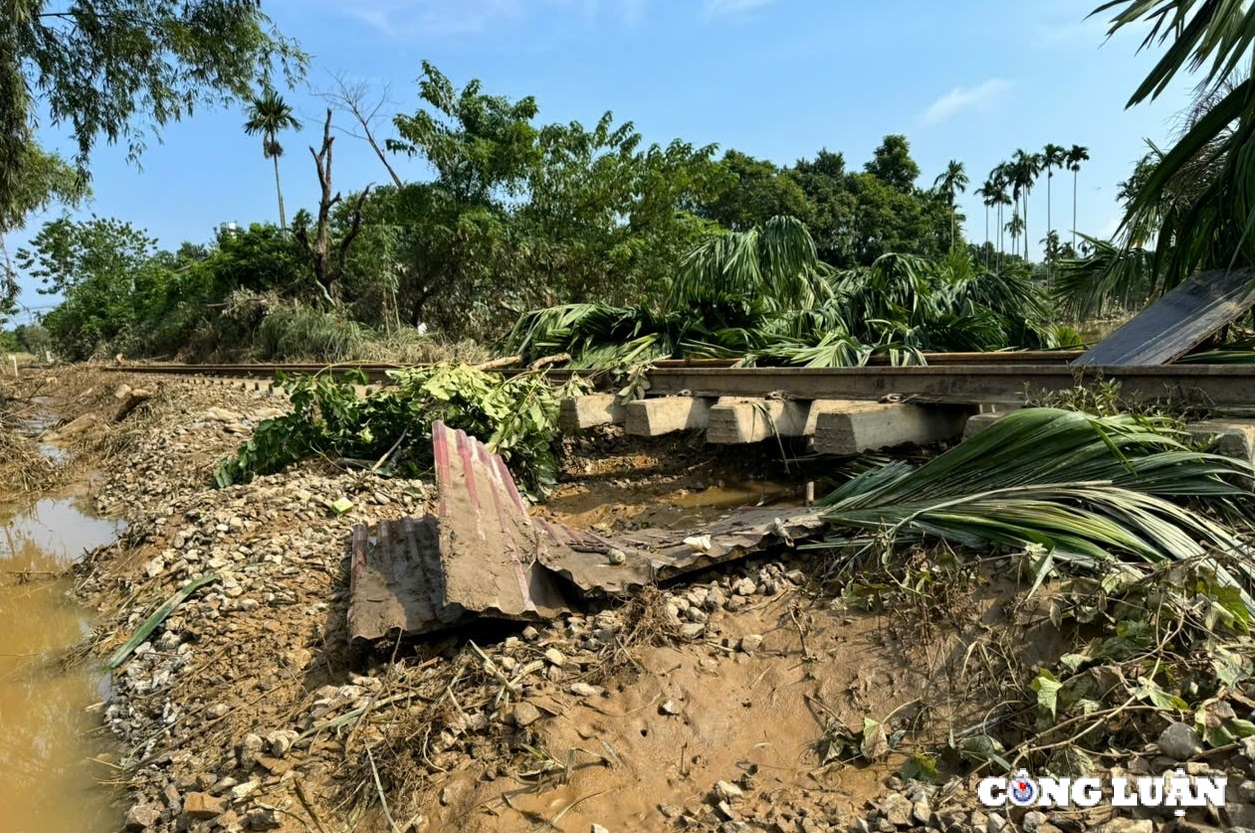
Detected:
[
  {"left": 348, "top": 421, "right": 821, "bottom": 644},
  {"left": 1075, "top": 268, "right": 1255, "bottom": 367},
  {"left": 432, "top": 421, "right": 576, "bottom": 623},
  {"left": 347, "top": 516, "right": 446, "bottom": 642}
]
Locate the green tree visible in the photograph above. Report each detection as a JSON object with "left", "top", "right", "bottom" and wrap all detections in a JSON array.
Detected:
[
  {"left": 973, "top": 181, "right": 995, "bottom": 266},
  {"left": 668, "top": 215, "right": 832, "bottom": 311},
  {"left": 0, "top": 1, "right": 303, "bottom": 218},
  {"left": 702, "top": 150, "right": 811, "bottom": 231},
  {"left": 243, "top": 89, "right": 302, "bottom": 230},
  {"left": 389, "top": 60, "right": 541, "bottom": 205},
  {"left": 1010, "top": 150, "right": 1043, "bottom": 260},
  {"left": 1065, "top": 145, "right": 1090, "bottom": 250},
  {"left": 1, "top": 145, "right": 88, "bottom": 314},
  {"left": 524, "top": 114, "right": 723, "bottom": 303},
  {"left": 865, "top": 135, "right": 920, "bottom": 191},
  {"left": 933, "top": 159, "right": 968, "bottom": 249},
  {"left": 1042, "top": 143, "right": 1067, "bottom": 282},
  {"left": 17, "top": 216, "right": 161, "bottom": 359},
  {"left": 1094, "top": 0, "right": 1255, "bottom": 286},
  {"left": 791, "top": 149, "right": 856, "bottom": 265},
  {"left": 1007, "top": 212, "right": 1025, "bottom": 255},
  {"left": 382, "top": 63, "right": 543, "bottom": 334},
  {"left": 13, "top": 323, "right": 50, "bottom": 355}
]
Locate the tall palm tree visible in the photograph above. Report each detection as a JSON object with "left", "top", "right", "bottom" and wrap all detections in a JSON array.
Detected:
[
  {"left": 933, "top": 160, "right": 969, "bottom": 250},
  {"left": 1011, "top": 150, "right": 1044, "bottom": 260},
  {"left": 1066, "top": 145, "right": 1090, "bottom": 251},
  {"left": 1042, "top": 144, "right": 1067, "bottom": 284},
  {"left": 1097, "top": 0, "right": 1255, "bottom": 285},
  {"left": 974, "top": 181, "right": 995, "bottom": 267},
  {"left": 1007, "top": 212, "right": 1025, "bottom": 256},
  {"left": 989, "top": 164, "right": 1013, "bottom": 272},
  {"left": 243, "top": 89, "right": 302, "bottom": 230}
]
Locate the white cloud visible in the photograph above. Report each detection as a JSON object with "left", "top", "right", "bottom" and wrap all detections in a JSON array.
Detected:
[
  {"left": 920, "top": 79, "right": 1012, "bottom": 126},
  {"left": 706, "top": 0, "right": 776, "bottom": 16}
]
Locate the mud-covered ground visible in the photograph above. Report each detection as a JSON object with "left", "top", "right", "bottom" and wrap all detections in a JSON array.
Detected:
[{"left": 4, "top": 367, "right": 1255, "bottom": 833}]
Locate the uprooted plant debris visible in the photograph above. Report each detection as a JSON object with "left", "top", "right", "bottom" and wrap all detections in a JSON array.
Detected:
[
  {"left": 213, "top": 363, "right": 592, "bottom": 498},
  {"left": 7, "top": 366, "right": 1255, "bottom": 833}
]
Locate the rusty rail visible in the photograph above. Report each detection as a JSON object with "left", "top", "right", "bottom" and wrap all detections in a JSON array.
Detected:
[{"left": 96, "top": 355, "right": 1255, "bottom": 407}]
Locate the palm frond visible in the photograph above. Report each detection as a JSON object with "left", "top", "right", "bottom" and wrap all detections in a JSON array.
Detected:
[{"left": 819, "top": 408, "right": 1255, "bottom": 597}]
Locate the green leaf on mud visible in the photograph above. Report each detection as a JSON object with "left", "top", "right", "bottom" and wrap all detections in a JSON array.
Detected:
[
  {"left": 1132, "top": 677, "right": 1188, "bottom": 712},
  {"left": 960, "top": 735, "right": 1010, "bottom": 771},
  {"left": 1032, "top": 669, "right": 1064, "bottom": 717},
  {"left": 860, "top": 717, "right": 889, "bottom": 762},
  {"left": 1059, "top": 653, "right": 1090, "bottom": 673},
  {"left": 898, "top": 753, "right": 939, "bottom": 783},
  {"left": 1213, "top": 649, "right": 1253, "bottom": 687}
]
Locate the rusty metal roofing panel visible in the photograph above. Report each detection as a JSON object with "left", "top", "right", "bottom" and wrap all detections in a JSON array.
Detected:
[
  {"left": 635, "top": 507, "right": 826, "bottom": 580},
  {"left": 347, "top": 515, "right": 450, "bottom": 642},
  {"left": 350, "top": 422, "right": 828, "bottom": 644},
  {"left": 1074, "top": 268, "right": 1255, "bottom": 367},
  {"left": 432, "top": 421, "right": 575, "bottom": 622}
]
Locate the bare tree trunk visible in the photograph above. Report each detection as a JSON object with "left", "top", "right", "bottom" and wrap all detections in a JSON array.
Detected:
[
  {"left": 1073, "top": 170, "right": 1079, "bottom": 251},
  {"left": 294, "top": 109, "right": 371, "bottom": 306},
  {"left": 273, "top": 154, "right": 287, "bottom": 230},
  {"left": 0, "top": 234, "right": 17, "bottom": 307},
  {"left": 1046, "top": 172, "right": 1052, "bottom": 287}
]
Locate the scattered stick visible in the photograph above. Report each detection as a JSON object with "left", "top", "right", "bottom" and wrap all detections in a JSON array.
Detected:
[
  {"left": 530, "top": 353, "right": 571, "bottom": 371},
  {"left": 476, "top": 356, "right": 522, "bottom": 371},
  {"left": 365, "top": 746, "right": 399, "bottom": 832}
]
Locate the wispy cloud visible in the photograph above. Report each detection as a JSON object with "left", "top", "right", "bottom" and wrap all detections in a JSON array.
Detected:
[
  {"left": 706, "top": 0, "right": 776, "bottom": 17},
  {"left": 920, "top": 79, "right": 1012, "bottom": 126},
  {"left": 335, "top": 0, "right": 646, "bottom": 38}
]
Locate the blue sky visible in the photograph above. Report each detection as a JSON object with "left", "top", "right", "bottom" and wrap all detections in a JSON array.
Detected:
[{"left": 9, "top": 0, "right": 1197, "bottom": 321}]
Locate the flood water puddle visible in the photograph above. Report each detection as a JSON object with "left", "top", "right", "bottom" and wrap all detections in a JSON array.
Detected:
[{"left": 0, "top": 493, "right": 126, "bottom": 832}]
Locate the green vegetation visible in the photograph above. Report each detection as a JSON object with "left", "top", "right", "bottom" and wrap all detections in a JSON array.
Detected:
[
  {"left": 820, "top": 408, "right": 1255, "bottom": 586},
  {"left": 4, "top": 1, "right": 1252, "bottom": 372},
  {"left": 507, "top": 227, "right": 1073, "bottom": 368},
  {"left": 1060, "top": 1, "right": 1255, "bottom": 314},
  {"left": 5, "top": 53, "right": 1101, "bottom": 359},
  {"left": 215, "top": 364, "right": 573, "bottom": 497},
  {"left": 0, "top": 0, "right": 303, "bottom": 211}
]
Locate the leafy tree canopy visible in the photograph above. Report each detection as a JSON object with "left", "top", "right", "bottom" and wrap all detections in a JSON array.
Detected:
[
  {"left": 1, "top": 0, "right": 304, "bottom": 219},
  {"left": 700, "top": 150, "right": 811, "bottom": 231}
]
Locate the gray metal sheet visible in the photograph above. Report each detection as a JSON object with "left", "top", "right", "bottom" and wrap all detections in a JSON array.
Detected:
[{"left": 1074, "top": 268, "right": 1255, "bottom": 367}]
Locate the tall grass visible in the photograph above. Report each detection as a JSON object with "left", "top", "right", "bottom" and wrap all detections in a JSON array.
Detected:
[
  {"left": 251, "top": 302, "right": 486, "bottom": 364},
  {"left": 256, "top": 306, "right": 369, "bottom": 362}
]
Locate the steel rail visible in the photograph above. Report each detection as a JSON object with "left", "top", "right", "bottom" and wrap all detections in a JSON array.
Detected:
[{"left": 97, "top": 357, "right": 1255, "bottom": 406}]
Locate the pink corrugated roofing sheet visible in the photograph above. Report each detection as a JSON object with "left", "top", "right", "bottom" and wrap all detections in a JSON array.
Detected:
[{"left": 347, "top": 421, "right": 820, "bottom": 644}]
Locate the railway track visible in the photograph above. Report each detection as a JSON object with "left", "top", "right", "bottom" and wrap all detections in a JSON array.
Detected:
[{"left": 98, "top": 354, "right": 1255, "bottom": 408}]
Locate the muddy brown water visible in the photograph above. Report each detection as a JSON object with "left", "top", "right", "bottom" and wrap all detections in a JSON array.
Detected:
[{"left": 0, "top": 492, "right": 126, "bottom": 832}]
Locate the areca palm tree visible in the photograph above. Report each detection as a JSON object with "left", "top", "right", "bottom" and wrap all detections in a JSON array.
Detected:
[
  {"left": 668, "top": 215, "right": 834, "bottom": 312},
  {"left": 243, "top": 89, "right": 302, "bottom": 230},
  {"left": 1066, "top": 145, "right": 1090, "bottom": 250},
  {"left": 1007, "top": 212, "right": 1025, "bottom": 256},
  {"left": 974, "top": 181, "right": 995, "bottom": 267},
  {"left": 987, "top": 165, "right": 1013, "bottom": 272},
  {"left": 1042, "top": 143, "right": 1067, "bottom": 282},
  {"left": 1010, "top": 150, "right": 1043, "bottom": 260},
  {"left": 933, "top": 159, "right": 969, "bottom": 250}
]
